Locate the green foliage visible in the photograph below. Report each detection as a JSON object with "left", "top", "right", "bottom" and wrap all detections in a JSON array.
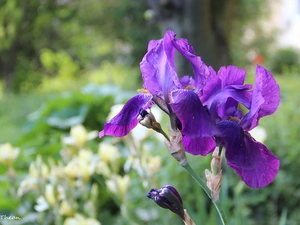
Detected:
[
  {"left": 268, "top": 48, "right": 300, "bottom": 74},
  {"left": 0, "top": 74, "right": 299, "bottom": 224},
  {"left": 0, "top": 0, "right": 160, "bottom": 92},
  {"left": 16, "top": 84, "right": 118, "bottom": 158}
]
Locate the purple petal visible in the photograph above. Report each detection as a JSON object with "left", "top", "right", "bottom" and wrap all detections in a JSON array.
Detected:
[
  {"left": 147, "top": 40, "right": 160, "bottom": 51},
  {"left": 204, "top": 87, "right": 252, "bottom": 120},
  {"left": 201, "top": 67, "right": 220, "bottom": 104},
  {"left": 170, "top": 89, "right": 218, "bottom": 138},
  {"left": 140, "top": 30, "right": 179, "bottom": 97},
  {"left": 217, "top": 120, "right": 254, "bottom": 169},
  {"left": 202, "top": 66, "right": 252, "bottom": 119},
  {"left": 241, "top": 65, "right": 280, "bottom": 131},
  {"left": 218, "top": 66, "right": 247, "bottom": 87},
  {"left": 228, "top": 134, "right": 280, "bottom": 188},
  {"left": 99, "top": 94, "right": 152, "bottom": 138},
  {"left": 172, "top": 36, "right": 210, "bottom": 90},
  {"left": 182, "top": 136, "right": 216, "bottom": 156}
]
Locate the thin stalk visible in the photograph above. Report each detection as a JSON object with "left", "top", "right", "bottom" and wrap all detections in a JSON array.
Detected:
[{"left": 183, "top": 163, "right": 229, "bottom": 225}]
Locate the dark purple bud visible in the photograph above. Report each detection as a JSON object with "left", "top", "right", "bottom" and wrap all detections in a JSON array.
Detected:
[{"left": 147, "top": 185, "right": 184, "bottom": 219}]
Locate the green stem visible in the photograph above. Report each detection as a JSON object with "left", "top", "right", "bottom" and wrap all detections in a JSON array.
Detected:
[{"left": 183, "top": 163, "right": 229, "bottom": 225}]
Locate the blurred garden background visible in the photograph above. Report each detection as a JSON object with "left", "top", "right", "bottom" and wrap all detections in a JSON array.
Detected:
[{"left": 0, "top": 0, "right": 300, "bottom": 224}]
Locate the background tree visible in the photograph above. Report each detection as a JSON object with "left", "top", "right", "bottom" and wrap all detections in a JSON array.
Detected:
[{"left": 145, "top": 0, "right": 239, "bottom": 75}]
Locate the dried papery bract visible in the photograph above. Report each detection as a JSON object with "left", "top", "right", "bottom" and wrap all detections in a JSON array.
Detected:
[
  {"left": 165, "top": 128, "right": 187, "bottom": 166},
  {"left": 138, "top": 109, "right": 169, "bottom": 140},
  {"left": 205, "top": 147, "right": 222, "bottom": 202},
  {"left": 183, "top": 210, "right": 196, "bottom": 225}
]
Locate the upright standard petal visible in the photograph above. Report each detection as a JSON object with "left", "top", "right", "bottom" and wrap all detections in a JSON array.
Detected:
[
  {"left": 170, "top": 89, "right": 219, "bottom": 138},
  {"left": 202, "top": 66, "right": 252, "bottom": 120},
  {"left": 172, "top": 36, "right": 210, "bottom": 90},
  {"left": 241, "top": 65, "right": 280, "bottom": 131},
  {"left": 140, "top": 31, "right": 179, "bottom": 97},
  {"left": 99, "top": 94, "right": 152, "bottom": 138},
  {"left": 228, "top": 134, "right": 280, "bottom": 188},
  {"left": 218, "top": 66, "right": 246, "bottom": 87}
]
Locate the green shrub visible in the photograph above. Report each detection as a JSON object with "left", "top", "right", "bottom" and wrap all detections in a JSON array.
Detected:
[{"left": 268, "top": 48, "right": 300, "bottom": 74}]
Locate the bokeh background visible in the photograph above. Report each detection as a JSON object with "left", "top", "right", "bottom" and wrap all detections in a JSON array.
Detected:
[{"left": 0, "top": 0, "right": 300, "bottom": 224}]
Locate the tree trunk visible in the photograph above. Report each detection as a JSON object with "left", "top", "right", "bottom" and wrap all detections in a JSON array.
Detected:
[{"left": 145, "top": 0, "right": 239, "bottom": 75}]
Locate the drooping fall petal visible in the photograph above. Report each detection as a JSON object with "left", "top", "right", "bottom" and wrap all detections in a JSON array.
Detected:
[
  {"left": 170, "top": 89, "right": 218, "bottom": 138},
  {"left": 99, "top": 94, "right": 152, "bottom": 138},
  {"left": 227, "top": 134, "right": 280, "bottom": 188}
]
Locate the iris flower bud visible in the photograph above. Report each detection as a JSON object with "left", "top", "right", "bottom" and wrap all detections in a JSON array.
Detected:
[{"left": 147, "top": 185, "right": 184, "bottom": 219}]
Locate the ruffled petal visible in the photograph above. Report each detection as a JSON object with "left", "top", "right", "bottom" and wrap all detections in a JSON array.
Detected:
[
  {"left": 241, "top": 65, "right": 280, "bottom": 131},
  {"left": 99, "top": 94, "right": 152, "bottom": 138},
  {"left": 140, "top": 30, "right": 179, "bottom": 97},
  {"left": 201, "top": 67, "right": 220, "bottom": 104},
  {"left": 147, "top": 40, "right": 160, "bottom": 51},
  {"left": 182, "top": 136, "right": 216, "bottom": 156},
  {"left": 217, "top": 120, "right": 280, "bottom": 188},
  {"left": 227, "top": 134, "right": 280, "bottom": 188},
  {"left": 218, "top": 66, "right": 247, "bottom": 87},
  {"left": 170, "top": 89, "right": 218, "bottom": 138},
  {"left": 202, "top": 66, "right": 252, "bottom": 120},
  {"left": 172, "top": 36, "right": 210, "bottom": 90}
]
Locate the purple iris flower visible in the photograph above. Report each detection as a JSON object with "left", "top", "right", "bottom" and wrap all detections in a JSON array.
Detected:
[
  {"left": 100, "top": 30, "right": 218, "bottom": 155},
  {"left": 201, "top": 65, "right": 280, "bottom": 188}
]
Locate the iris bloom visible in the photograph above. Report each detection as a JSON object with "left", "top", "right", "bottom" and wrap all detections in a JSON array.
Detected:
[
  {"left": 99, "top": 30, "right": 218, "bottom": 155},
  {"left": 201, "top": 65, "right": 280, "bottom": 188}
]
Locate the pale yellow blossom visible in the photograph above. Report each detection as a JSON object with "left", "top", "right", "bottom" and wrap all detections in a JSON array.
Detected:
[
  {"left": 95, "top": 161, "right": 111, "bottom": 177},
  {"left": 41, "top": 163, "right": 49, "bottom": 179},
  {"left": 29, "top": 162, "right": 38, "bottom": 178},
  {"left": 0, "top": 143, "right": 19, "bottom": 166},
  {"left": 45, "top": 184, "right": 56, "bottom": 207},
  {"left": 64, "top": 159, "right": 80, "bottom": 179},
  {"left": 63, "top": 124, "right": 98, "bottom": 148},
  {"left": 59, "top": 200, "right": 74, "bottom": 216},
  {"left": 98, "top": 143, "right": 120, "bottom": 164},
  {"left": 106, "top": 175, "right": 130, "bottom": 200},
  {"left": 147, "top": 156, "right": 162, "bottom": 176},
  {"left": 63, "top": 214, "right": 101, "bottom": 225},
  {"left": 17, "top": 177, "right": 38, "bottom": 197}
]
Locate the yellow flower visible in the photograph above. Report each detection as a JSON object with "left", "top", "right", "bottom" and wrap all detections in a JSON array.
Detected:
[
  {"left": 98, "top": 143, "right": 120, "bottom": 165},
  {"left": 63, "top": 125, "right": 98, "bottom": 148},
  {"left": 78, "top": 149, "right": 94, "bottom": 163},
  {"left": 17, "top": 177, "right": 37, "bottom": 197},
  {"left": 95, "top": 161, "right": 111, "bottom": 177},
  {"left": 147, "top": 156, "right": 162, "bottom": 176},
  {"left": 106, "top": 175, "right": 130, "bottom": 200},
  {"left": 63, "top": 214, "right": 101, "bottom": 225},
  {"left": 45, "top": 184, "right": 56, "bottom": 207},
  {"left": 64, "top": 159, "right": 80, "bottom": 179},
  {"left": 59, "top": 200, "right": 74, "bottom": 216},
  {"left": 29, "top": 162, "right": 38, "bottom": 178},
  {"left": 0, "top": 143, "right": 19, "bottom": 166},
  {"left": 64, "top": 151, "right": 97, "bottom": 182},
  {"left": 41, "top": 163, "right": 49, "bottom": 179}
]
